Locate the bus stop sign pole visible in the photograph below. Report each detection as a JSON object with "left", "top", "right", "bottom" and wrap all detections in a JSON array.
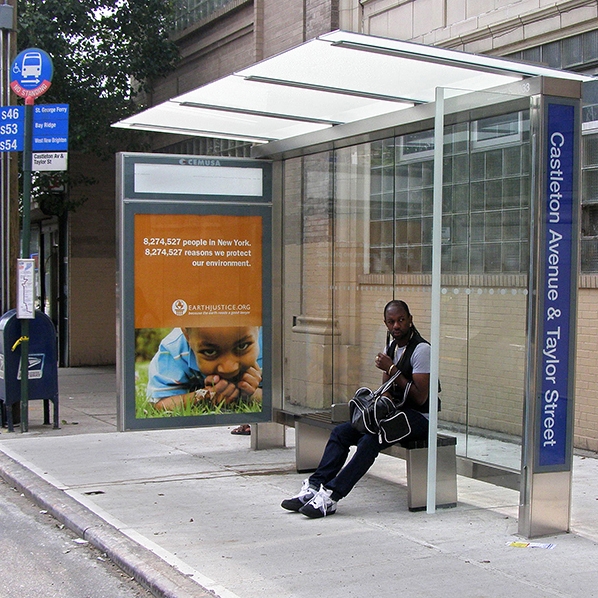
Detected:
[{"left": 10, "top": 48, "right": 53, "bottom": 432}]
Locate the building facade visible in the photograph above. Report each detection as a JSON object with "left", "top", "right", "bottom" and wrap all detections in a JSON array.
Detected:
[
  {"left": 139, "top": 0, "right": 598, "bottom": 460},
  {"left": 63, "top": 1, "right": 598, "bottom": 457}
]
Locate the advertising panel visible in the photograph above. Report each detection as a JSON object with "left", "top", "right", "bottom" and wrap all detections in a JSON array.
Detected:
[{"left": 118, "top": 153, "right": 272, "bottom": 431}]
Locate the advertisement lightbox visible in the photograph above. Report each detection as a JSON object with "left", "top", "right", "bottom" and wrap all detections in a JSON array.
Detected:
[{"left": 117, "top": 153, "right": 272, "bottom": 431}]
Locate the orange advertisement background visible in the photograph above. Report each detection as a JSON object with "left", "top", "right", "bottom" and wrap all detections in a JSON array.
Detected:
[{"left": 135, "top": 214, "right": 262, "bottom": 328}]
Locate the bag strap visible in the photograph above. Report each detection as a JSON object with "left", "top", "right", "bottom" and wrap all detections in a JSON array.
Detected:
[
  {"left": 385, "top": 334, "right": 396, "bottom": 359},
  {"left": 373, "top": 366, "right": 402, "bottom": 398},
  {"left": 386, "top": 330, "right": 424, "bottom": 381}
]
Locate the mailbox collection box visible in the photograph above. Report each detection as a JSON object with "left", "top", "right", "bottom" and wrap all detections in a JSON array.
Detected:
[{"left": 0, "top": 309, "right": 59, "bottom": 431}]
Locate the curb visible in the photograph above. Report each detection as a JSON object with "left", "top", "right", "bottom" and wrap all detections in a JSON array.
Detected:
[{"left": 0, "top": 451, "right": 214, "bottom": 598}]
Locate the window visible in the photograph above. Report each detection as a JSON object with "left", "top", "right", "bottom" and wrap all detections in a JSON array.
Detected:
[
  {"left": 173, "top": 0, "right": 237, "bottom": 32},
  {"left": 159, "top": 136, "right": 252, "bottom": 158},
  {"left": 507, "top": 33, "right": 598, "bottom": 273},
  {"left": 472, "top": 113, "right": 522, "bottom": 149},
  {"left": 399, "top": 130, "right": 434, "bottom": 161},
  {"left": 369, "top": 111, "right": 531, "bottom": 275},
  {"left": 582, "top": 132, "right": 598, "bottom": 272},
  {"left": 507, "top": 30, "right": 598, "bottom": 72}
]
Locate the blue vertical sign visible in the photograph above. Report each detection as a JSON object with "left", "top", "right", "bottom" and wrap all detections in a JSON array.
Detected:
[
  {"left": 0, "top": 105, "right": 69, "bottom": 153},
  {"left": 0, "top": 106, "right": 24, "bottom": 151},
  {"left": 537, "top": 102, "right": 576, "bottom": 470},
  {"left": 32, "top": 104, "right": 68, "bottom": 151}
]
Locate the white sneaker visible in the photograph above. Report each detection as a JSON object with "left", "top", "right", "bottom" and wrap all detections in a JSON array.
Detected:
[
  {"left": 281, "top": 479, "right": 318, "bottom": 511},
  {"left": 299, "top": 486, "right": 337, "bottom": 518}
]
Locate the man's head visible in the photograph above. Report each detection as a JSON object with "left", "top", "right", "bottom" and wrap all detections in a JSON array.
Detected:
[
  {"left": 183, "top": 326, "right": 260, "bottom": 382},
  {"left": 383, "top": 300, "right": 413, "bottom": 346}
]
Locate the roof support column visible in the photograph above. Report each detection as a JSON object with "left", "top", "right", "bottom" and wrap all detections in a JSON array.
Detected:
[
  {"left": 519, "top": 80, "right": 582, "bottom": 538},
  {"left": 427, "top": 86, "right": 444, "bottom": 513}
]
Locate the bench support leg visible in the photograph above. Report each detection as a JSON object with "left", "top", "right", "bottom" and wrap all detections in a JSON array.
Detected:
[
  {"left": 406, "top": 444, "right": 458, "bottom": 511},
  {"left": 295, "top": 421, "right": 329, "bottom": 472},
  {"left": 251, "top": 422, "right": 286, "bottom": 450}
]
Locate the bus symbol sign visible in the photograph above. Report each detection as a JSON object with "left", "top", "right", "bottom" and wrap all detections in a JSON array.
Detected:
[{"left": 10, "top": 48, "right": 53, "bottom": 99}]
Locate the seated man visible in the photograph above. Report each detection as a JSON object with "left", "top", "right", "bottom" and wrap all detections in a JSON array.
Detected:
[{"left": 282, "top": 300, "right": 432, "bottom": 518}]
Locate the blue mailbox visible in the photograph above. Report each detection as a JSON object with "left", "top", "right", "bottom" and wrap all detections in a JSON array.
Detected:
[{"left": 0, "top": 309, "right": 59, "bottom": 431}]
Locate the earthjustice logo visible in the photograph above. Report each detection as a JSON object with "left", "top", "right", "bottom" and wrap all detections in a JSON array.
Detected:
[{"left": 172, "top": 299, "right": 188, "bottom": 316}]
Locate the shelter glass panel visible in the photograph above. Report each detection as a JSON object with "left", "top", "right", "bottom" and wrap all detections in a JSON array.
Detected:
[
  {"left": 437, "top": 97, "right": 529, "bottom": 470},
  {"left": 281, "top": 100, "right": 530, "bottom": 473},
  {"left": 282, "top": 155, "right": 335, "bottom": 413}
]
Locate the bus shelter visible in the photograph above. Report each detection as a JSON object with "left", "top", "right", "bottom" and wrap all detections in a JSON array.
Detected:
[{"left": 115, "top": 31, "right": 592, "bottom": 537}]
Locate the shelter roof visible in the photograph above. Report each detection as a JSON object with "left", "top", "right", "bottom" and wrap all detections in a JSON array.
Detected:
[{"left": 113, "top": 30, "right": 592, "bottom": 144}]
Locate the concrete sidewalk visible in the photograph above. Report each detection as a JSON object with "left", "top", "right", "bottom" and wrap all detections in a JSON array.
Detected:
[{"left": 1, "top": 366, "right": 598, "bottom": 598}]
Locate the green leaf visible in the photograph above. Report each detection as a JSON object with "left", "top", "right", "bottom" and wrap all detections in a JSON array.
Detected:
[{"left": 18, "top": 0, "right": 179, "bottom": 158}]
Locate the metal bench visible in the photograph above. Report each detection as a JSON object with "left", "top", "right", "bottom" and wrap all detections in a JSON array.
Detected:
[{"left": 294, "top": 409, "right": 457, "bottom": 512}]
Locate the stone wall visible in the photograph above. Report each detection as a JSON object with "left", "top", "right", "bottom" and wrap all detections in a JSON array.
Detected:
[{"left": 67, "top": 153, "right": 117, "bottom": 365}]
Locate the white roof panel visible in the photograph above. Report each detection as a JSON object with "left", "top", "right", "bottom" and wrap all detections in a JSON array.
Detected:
[
  {"left": 114, "top": 30, "right": 592, "bottom": 144},
  {"left": 175, "top": 76, "right": 413, "bottom": 129}
]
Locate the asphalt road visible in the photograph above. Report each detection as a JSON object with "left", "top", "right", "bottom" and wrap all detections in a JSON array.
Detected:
[{"left": 0, "top": 477, "right": 155, "bottom": 598}]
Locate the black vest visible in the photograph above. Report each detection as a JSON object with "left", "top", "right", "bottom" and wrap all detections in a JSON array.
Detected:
[{"left": 385, "top": 329, "right": 440, "bottom": 414}]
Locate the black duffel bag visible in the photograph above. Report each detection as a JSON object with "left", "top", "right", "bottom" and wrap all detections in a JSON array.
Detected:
[{"left": 349, "top": 368, "right": 403, "bottom": 436}]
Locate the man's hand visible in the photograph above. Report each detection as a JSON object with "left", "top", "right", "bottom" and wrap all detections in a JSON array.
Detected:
[{"left": 375, "top": 352, "right": 393, "bottom": 373}]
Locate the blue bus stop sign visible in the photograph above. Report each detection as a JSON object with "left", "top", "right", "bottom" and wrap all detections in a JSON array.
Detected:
[
  {"left": 10, "top": 48, "right": 53, "bottom": 99},
  {"left": 0, "top": 106, "right": 24, "bottom": 151}
]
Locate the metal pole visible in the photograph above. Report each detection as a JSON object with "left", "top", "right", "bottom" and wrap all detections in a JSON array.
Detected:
[
  {"left": 19, "top": 96, "right": 34, "bottom": 432},
  {"left": 1, "top": 25, "right": 6, "bottom": 313},
  {"left": 427, "top": 87, "right": 444, "bottom": 513},
  {"left": 0, "top": 3, "right": 14, "bottom": 314}
]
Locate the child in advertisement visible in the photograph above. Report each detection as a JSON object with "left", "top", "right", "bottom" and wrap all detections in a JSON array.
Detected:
[{"left": 145, "top": 326, "right": 262, "bottom": 415}]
